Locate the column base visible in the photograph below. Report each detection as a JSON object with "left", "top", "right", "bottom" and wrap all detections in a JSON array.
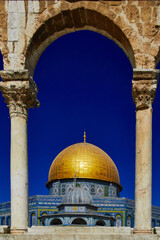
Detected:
[
  {"left": 10, "top": 229, "right": 28, "bottom": 234},
  {"left": 133, "top": 229, "right": 152, "bottom": 234}
]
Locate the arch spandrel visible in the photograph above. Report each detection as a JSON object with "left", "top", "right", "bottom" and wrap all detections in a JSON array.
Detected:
[{"left": 24, "top": 2, "right": 136, "bottom": 76}]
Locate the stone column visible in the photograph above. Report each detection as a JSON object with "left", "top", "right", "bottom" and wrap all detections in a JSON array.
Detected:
[
  {"left": 132, "top": 69, "right": 159, "bottom": 234},
  {"left": 0, "top": 70, "right": 39, "bottom": 234}
]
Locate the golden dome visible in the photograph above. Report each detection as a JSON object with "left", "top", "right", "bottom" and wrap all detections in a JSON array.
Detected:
[{"left": 47, "top": 142, "right": 121, "bottom": 187}]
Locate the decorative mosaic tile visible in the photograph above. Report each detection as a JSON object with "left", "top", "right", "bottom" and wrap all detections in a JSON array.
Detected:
[
  {"left": 112, "top": 189, "right": 117, "bottom": 197},
  {"left": 104, "top": 187, "right": 109, "bottom": 197},
  {"left": 65, "top": 206, "right": 71, "bottom": 212},
  {"left": 82, "top": 184, "right": 89, "bottom": 192},
  {"left": 53, "top": 185, "right": 59, "bottom": 196},
  {"left": 61, "top": 184, "right": 66, "bottom": 195},
  {"left": 96, "top": 185, "right": 104, "bottom": 196},
  {"left": 90, "top": 185, "right": 95, "bottom": 195},
  {"left": 67, "top": 184, "right": 74, "bottom": 192},
  {"left": 79, "top": 206, "right": 85, "bottom": 212}
]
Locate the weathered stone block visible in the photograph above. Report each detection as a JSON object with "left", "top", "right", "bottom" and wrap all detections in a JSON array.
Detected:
[
  {"left": 125, "top": 5, "right": 140, "bottom": 23},
  {"left": 138, "top": 1, "right": 156, "bottom": 6},
  {"left": 8, "top": 13, "right": 18, "bottom": 29},
  {"left": 8, "top": 29, "right": 18, "bottom": 42},
  {"left": 143, "top": 23, "right": 157, "bottom": 37},
  {"left": 60, "top": 2, "right": 70, "bottom": 11},
  {"left": 0, "top": 14, "right": 7, "bottom": 29},
  {"left": 0, "top": 2, "right": 5, "bottom": 14},
  {"left": 141, "top": 7, "right": 151, "bottom": 22},
  {"left": 96, "top": 3, "right": 109, "bottom": 16}
]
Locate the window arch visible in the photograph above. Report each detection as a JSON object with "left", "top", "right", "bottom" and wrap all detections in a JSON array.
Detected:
[
  {"left": 95, "top": 220, "right": 106, "bottom": 226},
  {"left": 152, "top": 219, "right": 156, "bottom": 228},
  {"left": 116, "top": 214, "right": 122, "bottom": 227},
  {"left": 31, "top": 213, "right": 36, "bottom": 226},
  {"left": 1, "top": 217, "right": 5, "bottom": 225},
  {"left": 41, "top": 212, "right": 47, "bottom": 216},
  {"left": 157, "top": 221, "right": 160, "bottom": 227},
  {"left": 50, "top": 218, "right": 62, "bottom": 225},
  {"left": 71, "top": 218, "right": 87, "bottom": 225},
  {"left": 127, "top": 215, "right": 131, "bottom": 227}
]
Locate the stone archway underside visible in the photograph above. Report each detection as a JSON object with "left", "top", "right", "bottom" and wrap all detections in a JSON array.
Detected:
[{"left": 25, "top": 7, "right": 135, "bottom": 75}]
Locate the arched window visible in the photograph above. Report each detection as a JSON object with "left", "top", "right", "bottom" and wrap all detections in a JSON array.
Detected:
[
  {"left": 40, "top": 212, "right": 47, "bottom": 226},
  {"left": 6, "top": 216, "right": 11, "bottom": 226},
  {"left": 71, "top": 218, "right": 87, "bottom": 225},
  {"left": 152, "top": 219, "right": 155, "bottom": 228},
  {"left": 127, "top": 215, "right": 131, "bottom": 227},
  {"left": 50, "top": 218, "right": 62, "bottom": 225},
  {"left": 95, "top": 220, "right": 106, "bottom": 226},
  {"left": 41, "top": 212, "right": 47, "bottom": 216},
  {"left": 116, "top": 214, "right": 122, "bottom": 227},
  {"left": 1, "top": 217, "right": 5, "bottom": 225},
  {"left": 157, "top": 221, "right": 160, "bottom": 227},
  {"left": 31, "top": 213, "right": 36, "bottom": 226}
]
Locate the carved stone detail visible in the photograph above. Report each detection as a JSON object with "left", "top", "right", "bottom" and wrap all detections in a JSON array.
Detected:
[
  {"left": 132, "top": 80, "right": 157, "bottom": 110},
  {"left": 132, "top": 69, "right": 159, "bottom": 110},
  {"left": 0, "top": 70, "right": 39, "bottom": 120}
]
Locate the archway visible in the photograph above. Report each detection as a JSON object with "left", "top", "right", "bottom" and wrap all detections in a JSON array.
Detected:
[
  {"left": 127, "top": 215, "right": 131, "bottom": 227},
  {"left": 50, "top": 218, "right": 62, "bottom": 225},
  {"left": 25, "top": 6, "right": 135, "bottom": 76},
  {"left": 71, "top": 218, "right": 87, "bottom": 225},
  {"left": 116, "top": 214, "right": 122, "bottom": 227},
  {"left": 95, "top": 220, "right": 106, "bottom": 226},
  {"left": 30, "top": 213, "right": 36, "bottom": 226},
  {"left": 30, "top": 30, "right": 134, "bottom": 203}
]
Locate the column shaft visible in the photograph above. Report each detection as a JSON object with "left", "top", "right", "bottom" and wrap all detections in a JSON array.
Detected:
[
  {"left": 0, "top": 70, "right": 39, "bottom": 234},
  {"left": 134, "top": 108, "right": 152, "bottom": 233},
  {"left": 10, "top": 116, "right": 28, "bottom": 233},
  {"left": 132, "top": 69, "right": 159, "bottom": 234}
]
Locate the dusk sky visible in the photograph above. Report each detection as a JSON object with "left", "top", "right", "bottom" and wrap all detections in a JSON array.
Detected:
[{"left": 0, "top": 30, "right": 160, "bottom": 206}]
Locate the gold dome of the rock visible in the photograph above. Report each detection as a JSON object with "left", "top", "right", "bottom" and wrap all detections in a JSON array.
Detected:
[{"left": 48, "top": 142, "right": 120, "bottom": 187}]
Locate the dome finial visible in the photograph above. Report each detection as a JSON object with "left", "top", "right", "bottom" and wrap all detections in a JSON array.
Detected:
[{"left": 84, "top": 130, "right": 86, "bottom": 143}]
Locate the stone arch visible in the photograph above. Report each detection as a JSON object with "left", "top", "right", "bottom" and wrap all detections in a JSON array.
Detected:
[
  {"left": 116, "top": 214, "right": 122, "bottom": 227},
  {"left": 127, "top": 215, "right": 132, "bottom": 227},
  {"left": 50, "top": 218, "right": 62, "bottom": 225},
  {"left": 95, "top": 220, "right": 106, "bottom": 226},
  {"left": 30, "top": 213, "right": 36, "bottom": 226},
  {"left": 71, "top": 218, "right": 87, "bottom": 225},
  {"left": 41, "top": 212, "right": 47, "bottom": 216},
  {"left": 24, "top": 4, "right": 135, "bottom": 76}
]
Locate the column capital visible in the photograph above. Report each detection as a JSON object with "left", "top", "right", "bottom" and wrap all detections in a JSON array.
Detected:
[
  {"left": 132, "top": 69, "right": 159, "bottom": 110},
  {"left": 0, "top": 70, "right": 39, "bottom": 120}
]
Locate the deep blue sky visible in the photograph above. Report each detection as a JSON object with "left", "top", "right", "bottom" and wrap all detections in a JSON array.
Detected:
[{"left": 0, "top": 30, "right": 160, "bottom": 206}]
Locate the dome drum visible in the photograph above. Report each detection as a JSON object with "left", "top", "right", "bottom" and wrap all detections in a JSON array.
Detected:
[{"left": 47, "top": 179, "right": 122, "bottom": 198}]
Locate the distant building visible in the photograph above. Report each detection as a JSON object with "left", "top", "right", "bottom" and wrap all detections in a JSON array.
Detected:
[{"left": 1, "top": 135, "right": 160, "bottom": 227}]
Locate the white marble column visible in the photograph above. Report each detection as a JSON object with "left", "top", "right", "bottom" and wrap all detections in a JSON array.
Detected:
[
  {"left": 0, "top": 70, "right": 39, "bottom": 234},
  {"left": 132, "top": 69, "right": 159, "bottom": 234}
]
